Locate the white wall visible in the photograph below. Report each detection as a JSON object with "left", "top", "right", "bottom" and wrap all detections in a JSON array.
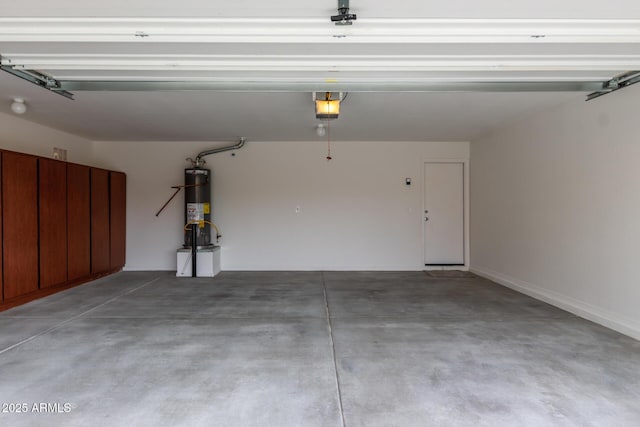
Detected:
[
  {"left": 471, "top": 86, "right": 640, "bottom": 340},
  {"left": 0, "top": 112, "right": 95, "bottom": 164},
  {"left": 94, "top": 140, "right": 469, "bottom": 271}
]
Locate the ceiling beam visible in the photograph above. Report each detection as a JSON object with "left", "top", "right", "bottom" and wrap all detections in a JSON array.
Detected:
[
  {"left": 1, "top": 18, "right": 640, "bottom": 44},
  {"left": 4, "top": 54, "right": 640, "bottom": 72},
  {"left": 58, "top": 79, "right": 606, "bottom": 93}
]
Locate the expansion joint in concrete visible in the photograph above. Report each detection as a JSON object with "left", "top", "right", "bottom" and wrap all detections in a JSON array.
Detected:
[{"left": 321, "top": 271, "right": 347, "bottom": 427}]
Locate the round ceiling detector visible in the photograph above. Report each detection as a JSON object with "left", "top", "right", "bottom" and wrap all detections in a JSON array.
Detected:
[{"left": 11, "top": 98, "right": 27, "bottom": 115}]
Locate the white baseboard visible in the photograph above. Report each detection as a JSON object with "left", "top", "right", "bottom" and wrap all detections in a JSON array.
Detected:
[
  {"left": 123, "top": 266, "right": 174, "bottom": 272},
  {"left": 471, "top": 265, "right": 640, "bottom": 342},
  {"left": 424, "top": 265, "right": 469, "bottom": 271}
]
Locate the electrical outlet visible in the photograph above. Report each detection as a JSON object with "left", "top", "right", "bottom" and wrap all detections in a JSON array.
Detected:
[{"left": 53, "top": 147, "right": 67, "bottom": 161}]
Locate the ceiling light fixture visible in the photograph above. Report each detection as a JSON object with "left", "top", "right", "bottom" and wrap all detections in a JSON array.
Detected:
[
  {"left": 10, "top": 97, "right": 26, "bottom": 114},
  {"left": 316, "top": 123, "right": 326, "bottom": 136},
  {"left": 315, "top": 92, "right": 342, "bottom": 120}
]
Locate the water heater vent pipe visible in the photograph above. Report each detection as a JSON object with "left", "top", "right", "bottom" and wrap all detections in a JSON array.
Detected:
[{"left": 187, "top": 137, "right": 246, "bottom": 168}]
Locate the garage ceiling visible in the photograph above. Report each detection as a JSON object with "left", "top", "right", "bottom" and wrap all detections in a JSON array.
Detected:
[
  {"left": 1, "top": 0, "right": 639, "bottom": 141},
  {"left": 3, "top": 0, "right": 640, "bottom": 19}
]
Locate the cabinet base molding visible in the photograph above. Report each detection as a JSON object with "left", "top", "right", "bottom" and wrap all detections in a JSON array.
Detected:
[{"left": 0, "top": 268, "right": 122, "bottom": 312}]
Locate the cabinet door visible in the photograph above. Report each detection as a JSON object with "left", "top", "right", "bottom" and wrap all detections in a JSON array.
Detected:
[
  {"left": 39, "top": 159, "right": 68, "bottom": 288},
  {"left": 2, "top": 152, "right": 39, "bottom": 299},
  {"left": 91, "top": 168, "right": 110, "bottom": 274},
  {"left": 67, "top": 164, "right": 91, "bottom": 281},
  {"left": 109, "top": 172, "right": 126, "bottom": 270},
  {"left": 0, "top": 153, "right": 3, "bottom": 302}
]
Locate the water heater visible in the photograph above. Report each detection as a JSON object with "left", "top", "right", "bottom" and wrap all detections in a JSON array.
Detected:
[{"left": 184, "top": 168, "right": 213, "bottom": 248}]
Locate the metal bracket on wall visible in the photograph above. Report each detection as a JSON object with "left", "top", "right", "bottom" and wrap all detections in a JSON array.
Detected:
[
  {"left": 0, "top": 60, "right": 74, "bottom": 100},
  {"left": 331, "top": 0, "right": 357, "bottom": 25},
  {"left": 586, "top": 71, "right": 640, "bottom": 101}
]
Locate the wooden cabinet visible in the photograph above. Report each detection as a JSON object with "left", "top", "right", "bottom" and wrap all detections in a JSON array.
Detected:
[
  {"left": 91, "top": 168, "right": 110, "bottom": 274},
  {"left": 0, "top": 149, "right": 126, "bottom": 310},
  {"left": 110, "top": 172, "right": 126, "bottom": 269},
  {"left": 0, "top": 154, "right": 3, "bottom": 302},
  {"left": 39, "top": 158, "right": 68, "bottom": 288},
  {"left": 2, "top": 152, "right": 39, "bottom": 299},
  {"left": 67, "top": 163, "right": 91, "bottom": 281}
]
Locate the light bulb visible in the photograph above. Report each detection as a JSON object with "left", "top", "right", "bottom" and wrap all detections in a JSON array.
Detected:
[
  {"left": 11, "top": 98, "right": 26, "bottom": 115},
  {"left": 316, "top": 123, "right": 326, "bottom": 136}
]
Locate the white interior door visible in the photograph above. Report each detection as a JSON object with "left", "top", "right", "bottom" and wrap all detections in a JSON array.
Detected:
[{"left": 424, "top": 162, "right": 465, "bottom": 265}]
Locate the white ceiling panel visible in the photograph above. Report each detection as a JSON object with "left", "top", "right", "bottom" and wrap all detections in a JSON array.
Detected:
[
  {"left": 2, "top": 0, "right": 640, "bottom": 19},
  {"left": 0, "top": 1, "right": 638, "bottom": 141}
]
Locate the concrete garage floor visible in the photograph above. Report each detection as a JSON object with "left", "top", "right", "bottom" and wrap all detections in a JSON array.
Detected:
[{"left": 0, "top": 272, "right": 639, "bottom": 427}]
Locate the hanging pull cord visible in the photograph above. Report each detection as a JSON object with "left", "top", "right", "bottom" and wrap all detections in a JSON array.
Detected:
[
  {"left": 155, "top": 180, "right": 208, "bottom": 217},
  {"left": 326, "top": 115, "right": 332, "bottom": 161}
]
